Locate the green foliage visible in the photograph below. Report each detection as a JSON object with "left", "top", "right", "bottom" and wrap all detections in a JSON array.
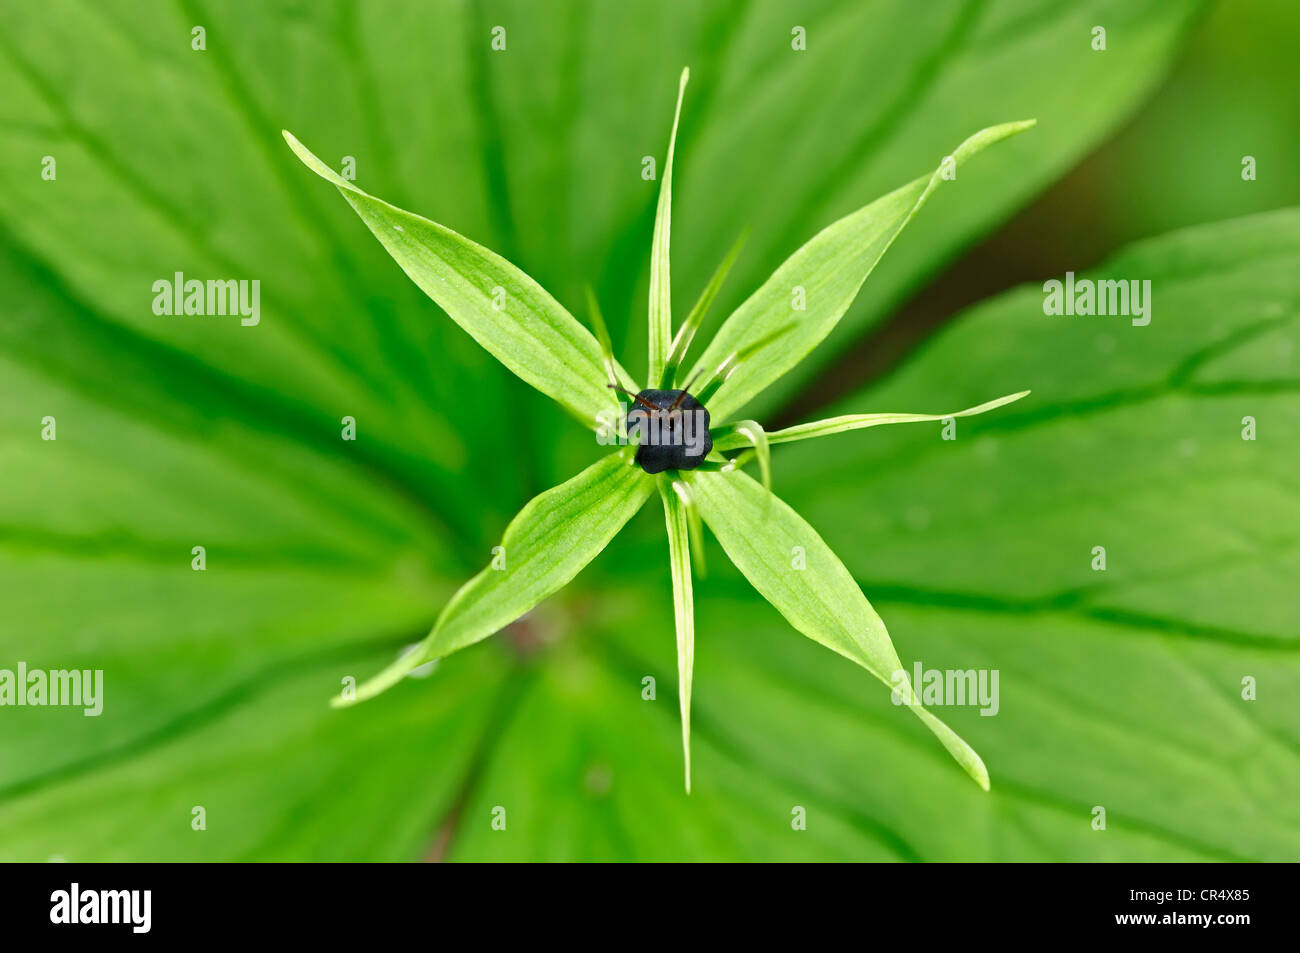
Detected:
[
  {"left": 767, "top": 209, "right": 1300, "bottom": 861},
  {"left": 4, "top": 0, "right": 1293, "bottom": 863},
  {"left": 286, "top": 74, "right": 1025, "bottom": 786},
  {"left": 691, "top": 121, "right": 1034, "bottom": 423},
  {"left": 714, "top": 391, "right": 1029, "bottom": 451},
  {"left": 340, "top": 453, "right": 654, "bottom": 705},
  {"left": 687, "top": 469, "right": 989, "bottom": 789}
]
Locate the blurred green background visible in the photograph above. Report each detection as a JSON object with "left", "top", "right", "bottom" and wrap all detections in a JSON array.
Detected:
[{"left": 1, "top": 0, "right": 1296, "bottom": 861}]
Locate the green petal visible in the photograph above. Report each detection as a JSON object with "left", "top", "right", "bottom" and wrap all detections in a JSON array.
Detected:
[
  {"left": 671, "top": 477, "right": 709, "bottom": 578},
  {"left": 694, "top": 323, "right": 797, "bottom": 405},
  {"left": 647, "top": 68, "right": 690, "bottom": 386},
  {"left": 585, "top": 284, "right": 639, "bottom": 392},
  {"left": 686, "top": 469, "right": 989, "bottom": 790},
  {"left": 658, "top": 474, "right": 696, "bottom": 793},
  {"left": 338, "top": 453, "right": 654, "bottom": 705},
  {"left": 661, "top": 230, "right": 747, "bottom": 389},
  {"left": 713, "top": 391, "right": 1030, "bottom": 451},
  {"left": 691, "top": 121, "right": 1035, "bottom": 424},
  {"left": 724, "top": 419, "right": 772, "bottom": 497},
  {"left": 284, "top": 130, "right": 622, "bottom": 430}
]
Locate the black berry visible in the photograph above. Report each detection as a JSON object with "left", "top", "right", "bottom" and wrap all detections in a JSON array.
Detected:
[{"left": 625, "top": 388, "right": 713, "bottom": 474}]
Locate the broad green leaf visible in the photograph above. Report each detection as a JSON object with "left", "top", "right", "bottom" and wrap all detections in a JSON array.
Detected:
[
  {"left": 691, "top": 121, "right": 1034, "bottom": 424},
  {"left": 0, "top": 0, "right": 535, "bottom": 536},
  {"left": 443, "top": 640, "right": 919, "bottom": 861},
  {"left": 0, "top": 346, "right": 456, "bottom": 794},
  {"left": 658, "top": 474, "right": 696, "bottom": 793},
  {"left": 686, "top": 469, "right": 989, "bottom": 790},
  {"left": 647, "top": 68, "right": 689, "bottom": 387},
  {"left": 284, "top": 130, "right": 620, "bottom": 431},
  {"left": 0, "top": 645, "right": 512, "bottom": 861},
  {"left": 341, "top": 453, "right": 655, "bottom": 706},
  {"left": 712, "top": 391, "right": 1030, "bottom": 451},
  {"left": 699, "top": 210, "right": 1300, "bottom": 859}
]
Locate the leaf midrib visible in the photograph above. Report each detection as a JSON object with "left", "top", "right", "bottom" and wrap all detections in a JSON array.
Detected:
[
  {"left": 0, "top": 227, "right": 475, "bottom": 556},
  {"left": 0, "top": 628, "right": 420, "bottom": 805}
]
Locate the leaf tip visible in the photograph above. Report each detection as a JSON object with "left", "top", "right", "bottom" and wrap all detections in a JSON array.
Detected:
[
  {"left": 280, "top": 130, "right": 351, "bottom": 190},
  {"left": 949, "top": 119, "right": 1037, "bottom": 168},
  {"left": 281, "top": 128, "right": 309, "bottom": 161},
  {"left": 961, "top": 744, "right": 991, "bottom": 791},
  {"left": 994, "top": 119, "right": 1037, "bottom": 140}
]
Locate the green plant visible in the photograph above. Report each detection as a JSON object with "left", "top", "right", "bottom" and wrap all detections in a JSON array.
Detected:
[
  {"left": 285, "top": 69, "right": 1032, "bottom": 792},
  {"left": 12, "top": 0, "right": 1295, "bottom": 864}
]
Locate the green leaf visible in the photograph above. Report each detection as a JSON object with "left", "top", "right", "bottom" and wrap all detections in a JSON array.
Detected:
[
  {"left": 686, "top": 469, "right": 989, "bottom": 789},
  {"left": 658, "top": 474, "right": 696, "bottom": 793},
  {"left": 0, "top": 646, "right": 514, "bottom": 861},
  {"left": 691, "top": 121, "right": 1034, "bottom": 424},
  {"left": 713, "top": 391, "right": 1030, "bottom": 451},
  {"left": 647, "top": 68, "right": 689, "bottom": 388},
  {"left": 283, "top": 130, "right": 621, "bottom": 431},
  {"left": 340, "top": 452, "right": 655, "bottom": 706}
]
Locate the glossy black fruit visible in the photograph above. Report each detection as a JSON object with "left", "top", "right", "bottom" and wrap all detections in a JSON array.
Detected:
[{"left": 625, "top": 388, "right": 713, "bottom": 474}]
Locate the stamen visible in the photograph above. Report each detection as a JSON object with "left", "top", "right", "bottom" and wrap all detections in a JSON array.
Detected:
[
  {"left": 668, "top": 370, "right": 704, "bottom": 412},
  {"left": 608, "top": 383, "right": 660, "bottom": 412},
  {"left": 695, "top": 323, "right": 797, "bottom": 405}
]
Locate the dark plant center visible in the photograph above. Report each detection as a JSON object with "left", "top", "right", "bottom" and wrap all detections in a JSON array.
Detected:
[{"left": 625, "top": 388, "right": 713, "bottom": 474}]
